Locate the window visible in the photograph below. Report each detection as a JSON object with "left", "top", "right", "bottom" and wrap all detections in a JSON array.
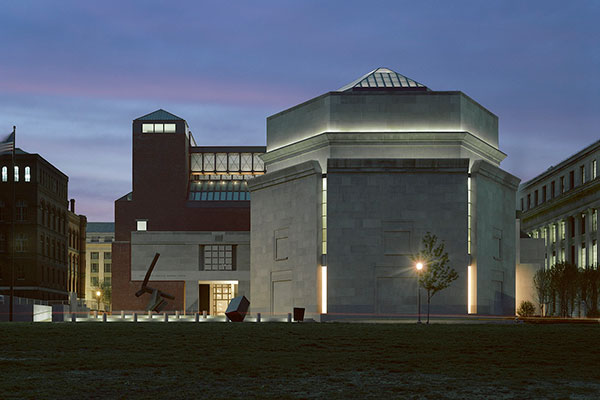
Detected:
[
  {"left": 527, "top": 194, "right": 531, "bottom": 210},
  {"left": 593, "top": 209, "right": 598, "bottom": 232},
  {"left": 16, "top": 200, "right": 26, "bottom": 221},
  {"left": 91, "top": 236, "right": 100, "bottom": 243},
  {"left": 91, "top": 276, "right": 99, "bottom": 286},
  {"left": 1, "top": 166, "right": 6, "bottom": 182},
  {"left": 581, "top": 213, "right": 586, "bottom": 235},
  {"left": 142, "top": 123, "right": 176, "bottom": 133},
  {"left": 24, "top": 166, "right": 30, "bottom": 182},
  {"left": 534, "top": 190, "right": 538, "bottom": 206},
  {"left": 16, "top": 233, "right": 26, "bottom": 252},
  {"left": 569, "top": 170, "right": 574, "bottom": 190},
  {"left": 104, "top": 277, "right": 111, "bottom": 285},
  {"left": 551, "top": 224, "right": 556, "bottom": 244},
  {"left": 136, "top": 220, "right": 147, "bottom": 231},
  {"left": 91, "top": 252, "right": 99, "bottom": 260},
  {"left": 593, "top": 160, "right": 597, "bottom": 180},
  {"left": 201, "top": 245, "right": 235, "bottom": 271},
  {"left": 104, "top": 252, "right": 111, "bottom": 260},
  {"left": 580, "top": 242, "right": 586, "bottom": 268},
  {"left": 592, "top": 240, "right": 597, "bottom": 267},
  {"left": 216, "top": 153, "right": 227, "bottom": 171},
  {"left": 91, "top": 263, "right": 99, "bottom": 273},
  {"left": 104, "top": 263, "right": 111, "bottom": 273},
  {"left": 560, "top": 221, "right": 566, "bottom": 240},
  {"left": 560, "top": 176, "right": 565, "bottom": 193},
  {"left": 580, "top": 165, "right": 586, "bottom": 185},
  {"left": 14, "top": 166, "right": 19, "bottom": 182},
  {"left": 551, "top": 181, "right": 555, "bottom": 199},
  {"left": 542, "top": 186, "right": 546, "bottom": 203}
]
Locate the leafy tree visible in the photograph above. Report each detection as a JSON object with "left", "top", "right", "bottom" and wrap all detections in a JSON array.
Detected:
[
  {"left": 533, "top": 268, "right": 551, "bottom": 316},
  {"left": 412, "top": 232, "right": 458, "bottom": 323}
]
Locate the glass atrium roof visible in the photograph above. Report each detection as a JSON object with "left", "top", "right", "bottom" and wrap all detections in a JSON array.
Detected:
[
  {"left": 188, "top": 180, "right": 250, "bottom": 201},
  {"left": 136, "top": 109, "right": 184, "bottom": 121},
  {"left": 337, "top": 67, "right": 428, "bottom": 92}
]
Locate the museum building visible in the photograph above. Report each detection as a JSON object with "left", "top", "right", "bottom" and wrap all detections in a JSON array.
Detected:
[
  {"left": 248, "top": 68, "right": 524, "bottom": 319},
  {"left": 112, "top": 110, "right": 265, "bottom": 313},
  {"left": 518, "top": 139, "right": 599, "bottom": 270}
]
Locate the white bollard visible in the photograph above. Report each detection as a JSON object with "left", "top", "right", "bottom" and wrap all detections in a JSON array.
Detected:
[
  {"left": 202, "top": 310, "right": 207, "bottom": 319},
  {"left": 164, "top": 312, "right": 168, "bottom": 322},
  {"left": 287, "top": 313, "right": 292, "bottom": 323},
  {"left": 195, "top": 313, "right": 200, "bottom": 322},
  {"left": 94, "top": 310, "right": 98, "bottom": 319},
  {"left": 133, "top": 313, "right": 138, "bottom": 323},
  {"left": 121, "top": 310, "right": 125, "bottom": 320},
  {"left": 148, "top": 310, "right": 152, "bottom": 320},
  {"left": 176, "top": 310, "right": 180, "bottom": 319},
  {"left": 256, "top": 313, "right": 261, "bottom": 323},
  {"left": 102, "top": 313, "right": 107, "bottom": 323}
]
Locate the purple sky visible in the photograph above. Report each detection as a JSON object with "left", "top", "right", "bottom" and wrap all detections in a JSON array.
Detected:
[{"left": 1, "top": 1, "right": 598, "bottom": 221}]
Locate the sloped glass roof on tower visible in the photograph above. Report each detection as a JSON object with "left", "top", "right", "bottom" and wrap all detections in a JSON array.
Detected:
[
  {"left": 337, "top": 68, "right": 428, "bottom": 91},
  {"left": 136, "top": 109, "right": 184, "bottom": 121}
]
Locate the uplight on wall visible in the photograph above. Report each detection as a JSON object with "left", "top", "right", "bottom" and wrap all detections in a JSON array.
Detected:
[
  {"left": 321, "top": 266, "right": 327, "bottom": 314},
  {"left": 468, "top": 265, "right": 476, "bottom": 314}
]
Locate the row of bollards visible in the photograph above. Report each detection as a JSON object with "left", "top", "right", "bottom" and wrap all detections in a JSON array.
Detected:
[{"left": 71, "top": 310, "right": 296, "bottom": 323}]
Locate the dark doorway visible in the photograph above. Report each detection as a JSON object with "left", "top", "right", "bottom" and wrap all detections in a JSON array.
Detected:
[{"left": 199, "top": 284, "right": 210, "bottom": 315}]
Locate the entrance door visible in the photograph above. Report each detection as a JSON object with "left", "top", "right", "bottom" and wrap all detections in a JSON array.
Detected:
[
  {"left": 213, "top": 284, "right": 233, "bottom": 315},
  {"left": 199, "top": 284, "right": 210, "bottom": 315}
]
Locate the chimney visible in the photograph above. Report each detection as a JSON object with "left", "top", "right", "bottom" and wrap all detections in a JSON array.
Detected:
[{"left": 70, "top": 199, "right": 75, "bottom": 213}]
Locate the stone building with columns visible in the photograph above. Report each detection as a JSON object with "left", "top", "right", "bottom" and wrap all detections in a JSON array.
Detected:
[
  {"left": 519, "top": 139, "right": 600, "bottom": 270},
  {"left": 248, "top": 67, "right": 522, "bottom": 320}
]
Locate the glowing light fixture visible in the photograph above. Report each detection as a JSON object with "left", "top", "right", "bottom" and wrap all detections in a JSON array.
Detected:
[{"left": 321, "top": 266, "right": 327, "bottom": 314}]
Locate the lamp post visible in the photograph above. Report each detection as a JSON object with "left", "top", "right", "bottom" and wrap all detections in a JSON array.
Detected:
[
  {"left": 416, "top": 262, "right": 423, "bottom": 324},
  {"left": 96, "top": 290, "right": 102, "bottom": 311}
]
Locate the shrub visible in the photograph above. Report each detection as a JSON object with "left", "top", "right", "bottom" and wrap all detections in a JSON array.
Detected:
[{"left": 517, "top": 300, "right": 536, "bottom": 317}]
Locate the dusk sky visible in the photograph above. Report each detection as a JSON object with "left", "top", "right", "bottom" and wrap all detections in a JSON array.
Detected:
[{"left": 1, "top": 1, "right": 598, "bottom": 221}]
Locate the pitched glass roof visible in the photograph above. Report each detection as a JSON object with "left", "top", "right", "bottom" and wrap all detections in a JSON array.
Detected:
[
  {"left": 188, "top": 180, "right": 251, "bottom": 201},
  {"left": 136, "top": 109, "right": 184, "bottom": 121},
  {"left": 337, "top": 67, "right": 428, "bottom": 92}
]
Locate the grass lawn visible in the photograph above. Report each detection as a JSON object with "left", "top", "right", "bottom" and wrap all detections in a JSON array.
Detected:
[{"left": 1, "top": 322, "right": 599, "bottom": 399}]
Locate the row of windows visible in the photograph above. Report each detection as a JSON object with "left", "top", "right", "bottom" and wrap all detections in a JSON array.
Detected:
[
  {"left": 530, "top": 210, "right": 598, "bottom": 245},
  {"left": 190, "top": 152, "right": 265, "bottom": 173},
  {"left": 90, "top": 262, "right": 112, "bottom": 273},
  {"left": 521, "top": 159, "right": 597, "bottom": 211},
  {"left": 91, "top": 276, "right": 111, "bottom": 287},
  {"left": 0, "top": 200, "right": 28, "bottom": 221},
  {"left": 88, "top": 235, "right": 114, "bottom": 243},
  {"left": 542, "top": 241, "right": 598, "bottom": 269},
  {"left": 142, "top": 123, "right": 177, "bottom": 133},
  {"left": 90, "top": 251, "right": 112, "bottom": 260},
  {"left": 1, "top": 166, "right": 31, "bottom": 182}
]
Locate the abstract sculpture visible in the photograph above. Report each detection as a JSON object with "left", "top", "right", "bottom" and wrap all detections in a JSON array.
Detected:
[{"left": 135, "top": 253, "right": 175, "bottom": 312}]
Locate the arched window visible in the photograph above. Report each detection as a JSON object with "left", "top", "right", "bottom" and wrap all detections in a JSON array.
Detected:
[
  {"left": 14, "top": 166, "right": 19, "bottom": 182},
  {"left": 1, "top": 166, "right": 6, "bottom": 182},
  {"left": 24, "top": 166, "right": 31, "bottom": 182}
]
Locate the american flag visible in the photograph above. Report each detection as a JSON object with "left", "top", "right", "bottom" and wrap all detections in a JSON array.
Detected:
[{"left": 0, "top": 131, "right": 15, "bottom": 154}]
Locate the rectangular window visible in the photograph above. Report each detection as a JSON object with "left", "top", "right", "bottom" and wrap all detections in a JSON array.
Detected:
[
  {"left": 551, "top": 224, "right": 556, "bottom": 244},
  {"left": 534, "top": 190, "right": 538, "bottom": 206},
  {"left": 142, "top": 123, "right": 154, "bottom": 133},
  {"left": 527, "top": 194, "right": 531, "bottom": 210},
  {"left": 14, "top": 166, "right": 19, "bottom": 182},
  {"left": 580, "top": 242, "right": 586, "bottom": 268},
  {"left": 104, "top": 252, "right": 112, "bottom": 260},
  {"left": 136, "top": 220, "right": 147, "bottom": 231},
  {"left": 104, "top": 277, "right": 112, "bottom": 285},
  {"left": 560, "top": 176, "right": 565, "bottom": 193},
  {"left": 91, "top": 276, "right": 99, "bottom": 286},
  {"left": 201, "top": 244, "right": 235, "bottom": 271},
  {"left": 16, "top": 233, "right": 26, "bottom": 252},
  {"left": 593, "top": 209, "right": 598, "bottom": 232},
  {"left": 24, "top": 166, "right": 30, "bottom": 182},
  {"left": 581, "top": 213, "right": 586, "bottom": 235},
  {"left": 592, "top": 240, "right": 598, "bottom": 267},
  {"left": 164, "top": 124, "right": 176, "bottom": 133},
  {"left": 593, "top": 160, "right": 597, "bottom": 180},
  {"left": 569, "top": 170, "right": 574, "bottom": 190},
  {"left": 551, "top": 181, "right": 555, "bottom": 198},
  {"left": 104, "top": 263, "right": 111, "bottom": 273},
  {"left": 1, "top": 166, "right": 6, "bottom": 182},
  {"left": 91, "top": 263, "right": 99, "bottom": 273},
  {"left": 581, "top": 165, "right": 586, "bottom": 185},
  {"left": 542, "top": 186, "right": 546, "bottom": 203},
  {"left": 560, "top": 221, "right": 566, "bottom": 240},
  {"left": 91, "top": 252, "right": 99, "bottom": 260}
]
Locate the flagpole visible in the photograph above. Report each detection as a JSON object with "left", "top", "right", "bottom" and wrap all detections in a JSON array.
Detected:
[{"left": 9, "top": 126, "right": 15, "bottom": 322}]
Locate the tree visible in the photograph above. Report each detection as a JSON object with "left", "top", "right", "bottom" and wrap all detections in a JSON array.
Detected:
[
  {"left": 94, "top": 281, "right": 112, "bottom": 311},
  {"left": 412, "top": 232, "right": 459, "bottom": 323},
  {"left": 533, "top": 268, "right": 551, "bottom": 316}
]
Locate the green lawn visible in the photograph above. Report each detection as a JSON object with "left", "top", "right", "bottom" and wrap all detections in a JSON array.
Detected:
[{"left": 1, "top": 322, "right": 599, "bottom": 399}]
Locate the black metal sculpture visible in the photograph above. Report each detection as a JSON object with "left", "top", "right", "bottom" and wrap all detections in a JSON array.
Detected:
[{"left": 135, "top": 253, "right": 175, "bottom": 312}]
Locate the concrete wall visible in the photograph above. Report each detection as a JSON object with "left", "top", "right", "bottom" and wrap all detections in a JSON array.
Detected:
[
  {"left": 516, "top": 235, "right": 545, "bottom": 315},
  {"left": 130, "top": 231, "right": 250, "bottom": 313},
  {"left": 267, "top": 91, "right": 499, "bottom": 152},
  {"left": 327, "top": 158, "right": 469, "bottom": 316},
  {"left": 471, "top": 160, "right": 520, "bottom": 315},
  {"left": 248, "top": 161, "right": 322, "bottom": 318}
]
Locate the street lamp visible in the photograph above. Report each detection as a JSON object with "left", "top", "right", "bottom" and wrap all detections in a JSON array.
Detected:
[
  {"left": 96, "top": 290, "right": 102, "bottom": 311},
  {"left": 415, "top": 262, "right": 423, "bottom": 324}
]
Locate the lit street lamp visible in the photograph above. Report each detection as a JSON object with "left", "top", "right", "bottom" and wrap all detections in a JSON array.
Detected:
[
  {"left": 415, "top": 262, "right": 423, "bottom": 324},
  {"left": 96, "top": 290, "right": 102, "bottom": 311}
]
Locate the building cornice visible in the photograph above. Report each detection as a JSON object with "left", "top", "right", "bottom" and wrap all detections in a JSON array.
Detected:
[
  {"left": 471, "top": 159, "right": 520, "bottom": 191},
  {"left": 247, "top": 160, "right": 321, "bottom": 192}
]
